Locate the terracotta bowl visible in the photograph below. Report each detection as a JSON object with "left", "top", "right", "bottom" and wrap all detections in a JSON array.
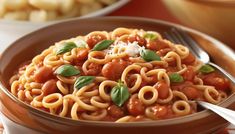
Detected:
[{"left": 0, "top": 17, "right": 235, "bottom": 134}]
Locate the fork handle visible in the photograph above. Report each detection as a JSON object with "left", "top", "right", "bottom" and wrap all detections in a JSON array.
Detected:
[
  {"left": 197, "top": 100, "right": 235, "bottom": 125},
  {"left": 209, "top": 62, "right": 235, "bottom": 84}
]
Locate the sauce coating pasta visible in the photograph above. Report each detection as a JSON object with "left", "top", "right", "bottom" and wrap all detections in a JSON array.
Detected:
[{"left": 9, "top": 28, "right": 231, "bottom": 122}]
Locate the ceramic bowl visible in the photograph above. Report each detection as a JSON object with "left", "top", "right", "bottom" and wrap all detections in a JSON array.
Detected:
[{"left": 0, "top": 17, "right": 235, "bottom": 134}]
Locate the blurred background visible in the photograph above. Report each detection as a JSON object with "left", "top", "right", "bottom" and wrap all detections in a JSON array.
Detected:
[
  {"left": 0, "top": 0, "right": 235, "bottom": 51},
  {"left": 111, "top": 0, "right": 235, "bottom": 51}
]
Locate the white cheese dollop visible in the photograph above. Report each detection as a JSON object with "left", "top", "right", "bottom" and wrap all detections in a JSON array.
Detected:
[
  {"left": 125, "top": 41, "right": 144, "bottom": 57},
  {"left": 105, "top": 41, "right": 145, "bottom": 57}
]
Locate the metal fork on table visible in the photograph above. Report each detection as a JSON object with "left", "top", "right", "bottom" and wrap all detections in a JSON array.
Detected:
[{"left": 164, "top": 28, "right": 235, "bottom": 125}]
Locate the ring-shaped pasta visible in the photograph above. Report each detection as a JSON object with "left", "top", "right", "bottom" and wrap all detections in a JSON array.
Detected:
[
  {"left": 32, "top": 54, "right": 44, "bottom": 65},
  {"left": 83, "top": 90, "right": 99, "bottom": 98},
  {"left": 62, "top": 49, "right": 76, "bottom": 62},
  {"left": 71, "top": 102, "right": 80, "bottom": 120},
  {"left": 85, "top": 31, "right": 110, "bottom": 41},
  {"left": 140, "top": 67, "right": 152, "bottom": 83},
  {"left": 43, "top": 54, "right": 64, "bottom": 68},
  {"left": 129, "top": 57, "right": 145, "bottom": 63},
  {"left": 204, "top": 87, "right": 221, "bottom": 104},
  {"left": 150, "top": 60, "right": 168, "bottom": 68},
  {"left": 115, "top": 34, "right": 129, "bottom": 42},
  {"left": 31, "top": 94, "right": 43, "bottom": 107},
  {"left": 175, "top": 45, "right": 189, "bottom": 59},
  {"left": 172, "top": 90, "right": 188, "bottom": 101},
  {"left": 88, "top": 51, "right": 111, "bottom": 64},
  {"left": 42, "top": 93, "right": 63, "bottom": 109},
  {"left": 11, "top": 81, "right": 20, "bottom": 96},
  {"left": 138, "top": 86, "right": 158, "bottom": 105},
  {"left": 90, "top": 96, "right": 109, "bottom": 109},
  {"left": 25, "top": 64, "right": 35, "bottom": 82},
  {"left": 64, "top": 95, "right": 97, "bottom": 111},
  {"left": 111, "top": 27, "right": 132, "bottom": 39},
  {"left": 74, "top": 83, "right": 95, "bottom": 96},
  {"left": 95, "top": 76, "right": 107, "bottom": 83},
  {"left": 81, "top": 109, "right": 107, "bottom": 121},
  {"left": 115, "top": 116, "right": 133, "bottom": 123},
  {"left": 25, "top": 90, "right": 34, "bottom": 101},
  {"left": 157, "top": 89, "right": 173, "bottom": 104},
  {"left": 193, "top": 85, "right": 214, "bottom": 91},
  {"left": 59, "top": 99, "right": 69, "bottom": 117},
  {"left": 121, "top": 65, "right": 141, "bottom": 85},
  {"left": 99, "top": 80, "right": 117, "bottom": 101},
  {"left": 133, "top": 62, "right": 153, "bottom": 69},
  {"left": 157, "top": 71, "right": 170, "bottom": 86},
  {"left": 56, "top": 80, "right": 69, "bottom": 95},
  {"left": 31, "top": 88, "right": 42, "bottom": 95},
  {"left": 128, "top": 74, "right": 142, "bottom": 93},
  {"left": 56, "top": 75, "right": 76, "bottom": 84},
  {"left": 172, "top": 100, "right": 191, "bottom": 116},
  {"left": 163, "top": 51, "right": 182, "bottom": 70},
  {"left": 193, "top": 76, "right": 204, "bottom": 85},
  {"left": 17, "top": 90, "right": 25, "bottom": 101},
  {"left": 29, "top": 82, "right": 42, "bottom": 89},
  {"left": 177, "top": 65, "right": 188, "bottom": 75}
]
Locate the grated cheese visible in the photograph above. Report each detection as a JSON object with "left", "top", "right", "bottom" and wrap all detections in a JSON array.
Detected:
[{"left": 105, "top": 41, "right": 145, "bottom": 57}]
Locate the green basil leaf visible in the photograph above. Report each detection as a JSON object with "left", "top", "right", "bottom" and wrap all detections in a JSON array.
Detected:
[
  {"left": 74, "top": 76, "right": 95, "bottom": 89},
  {"left": 144, "top": 33, "right": 158, "bottom": 41},
  {"left": 92, "top": 40, "right": 114, "bottom": 51},
  {"left": 56, "top": 42, "right": 77, "bottom": 55},
  {"left": 140, "top": 49, "right": 161, "bottom": 62},
  {"left": 55, "top": 64, "right": 80, "bottom": 77},
  {"left": 199, "top": 65, "right": 215, "bottom": 74},
  {"left": 111, "top": 83, "right": 130, "bottom": 107},
  {"left": 169, "top": 73, "right": 184, "bottom": 83}
]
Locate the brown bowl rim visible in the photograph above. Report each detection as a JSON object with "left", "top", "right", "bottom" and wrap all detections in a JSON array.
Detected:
[{"left": 0, "top": 16, "right": 235, "bottom": 127}]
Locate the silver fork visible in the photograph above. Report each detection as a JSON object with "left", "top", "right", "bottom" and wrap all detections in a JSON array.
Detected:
[{"left": 165, "top": 28, "right": 235, "bottom": 125}]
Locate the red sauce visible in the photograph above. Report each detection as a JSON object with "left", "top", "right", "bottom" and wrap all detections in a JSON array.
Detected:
[
  {"left": 34, "top": 66, "right": 54, "bottom": 83},
  {"left": 86, "top": 63, "right": 102, "bottom": 76},
  {"left": 202, "top": 73, "right": 230, "bottom": 91},
  {"left": 127, "top": 96, "right": 145, "bottom": 116},
  {"left": 102, "top": 60, "right": 128, "bottom": 80},
  {"left": 86, "top": 34, "right": 106, "bottom": 49}
]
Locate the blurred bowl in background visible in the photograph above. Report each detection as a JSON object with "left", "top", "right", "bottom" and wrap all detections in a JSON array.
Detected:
[
  {"left": 0, "top": 0, "right": 130, "bottom": 52},
  {"left": 162, "top": 0, "right": 235, "bottom": 50}
]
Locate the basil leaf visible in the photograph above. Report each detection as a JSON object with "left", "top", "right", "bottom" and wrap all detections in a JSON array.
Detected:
[
  {"left": 199, "top": 65, "right": 215, "bottom": 74},
  {"left": 144, "top": 33, "right": 158, "bottom": 41},
  {"left": 111, "top": 83, "right": 130, "bottom": 107},
  {"left": 140, "top": 49, "right": 161, "bottom": 62},
  {"left": 74, "top": 76, "right": 95, "bottom": 89},
  {"left": 92, "top": 40, "right": 114, "bottom": 51},
  {"left": 169, "top": 73, "right": 184, "bottom": 83},
  {"left": 55, "top": 64, "right": 80, "bottom": 77},
  {"left": 56, "top": 42, "right": 77, "bottom": 55}
]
